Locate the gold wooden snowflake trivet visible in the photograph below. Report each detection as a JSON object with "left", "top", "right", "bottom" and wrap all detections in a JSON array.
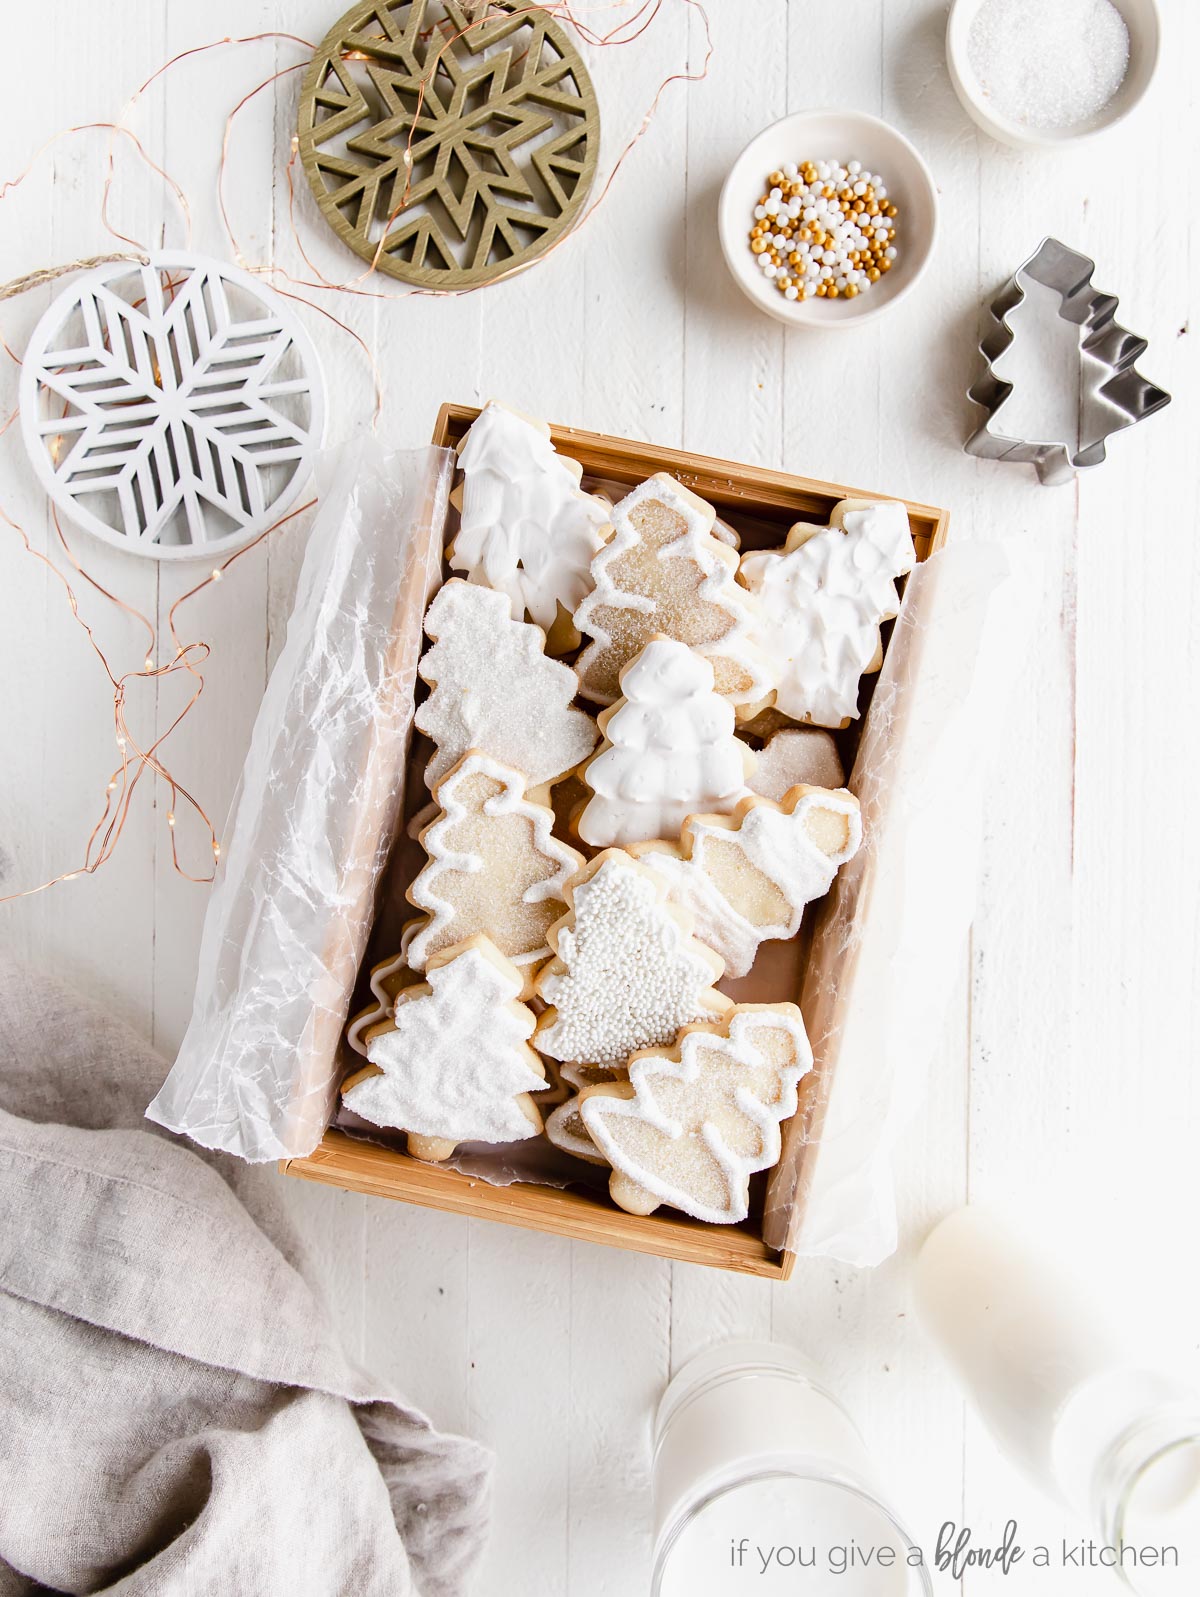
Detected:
[{"left": 297, "top": 0, "right": 601, "bottom": 291}]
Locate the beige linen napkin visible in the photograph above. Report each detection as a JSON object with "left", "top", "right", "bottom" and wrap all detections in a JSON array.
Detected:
[{"left": 0, "top": 950, "right": 490, "bottom": 1596}]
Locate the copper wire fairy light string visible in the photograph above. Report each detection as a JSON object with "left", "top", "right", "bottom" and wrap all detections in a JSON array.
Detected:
[{"left": 0, "top": 3, "right": 708, "bottom": 902}]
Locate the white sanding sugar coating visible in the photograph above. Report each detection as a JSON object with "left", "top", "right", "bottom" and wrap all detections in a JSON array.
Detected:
[
  {"left": 416, "top": 579, "right": 597, "bottom": 790},
  {"left": 967, "top": 0, "right": 1130, "bottom": 131},
  {"left": 349, "top": 946, "right": 545, "bottom": 1144},
  {"left": 535, "top": 855, "right": 722, "bottom": 1065}
]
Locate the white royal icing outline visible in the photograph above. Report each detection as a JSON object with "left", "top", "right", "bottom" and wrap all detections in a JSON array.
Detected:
[
  {"left": 408, "top": 753, "right": 582, "bottom": 971},
  {"left": 638, "top": 789, "right": 862, "bottom": 978},
  {"left": 580, "top": 1007, "right": 813, "bottom": 1225},
  {"left": 573, "top": 473, "right": 772, "bottom": 709}
]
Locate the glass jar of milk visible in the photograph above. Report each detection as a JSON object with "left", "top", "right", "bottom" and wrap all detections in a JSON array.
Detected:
[
  {"left": 653, "top": 1342, "right": 932, "bottom": 1595},
  {"left": 917, "top": 1207, "right": 1200, "bottom": 1595}
]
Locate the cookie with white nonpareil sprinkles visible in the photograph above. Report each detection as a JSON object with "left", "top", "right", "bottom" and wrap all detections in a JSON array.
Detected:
[{"left": 533, "top": 849, "right": 730, "bottom": 1069}]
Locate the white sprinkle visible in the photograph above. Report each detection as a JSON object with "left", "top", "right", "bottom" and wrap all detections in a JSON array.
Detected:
[{"left": 966, "top": 0, "right": 1129, "bottom": 131}]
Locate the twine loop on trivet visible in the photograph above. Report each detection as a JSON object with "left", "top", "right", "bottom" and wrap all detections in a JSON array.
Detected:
[{"left": 0, "top": 252, "right": 150, "bottom": 303}]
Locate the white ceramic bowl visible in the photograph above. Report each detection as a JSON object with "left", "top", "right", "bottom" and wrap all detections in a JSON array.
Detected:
[
  {"left": 946, "top": 0, "right": 1160, "bottom": 150},
  {"left": 717, "top": 110, "right": 938, "bottom": 330}
]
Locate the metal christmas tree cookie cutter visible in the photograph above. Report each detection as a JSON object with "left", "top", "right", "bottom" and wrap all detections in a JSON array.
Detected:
[{"left": 965, "top": 237, "right": 1171, "bottom": 486}]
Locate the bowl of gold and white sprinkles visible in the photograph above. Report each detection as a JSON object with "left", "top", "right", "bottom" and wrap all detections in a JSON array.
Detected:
[{"left": 718, "top": 110, "right": 938, "bottom": 327}]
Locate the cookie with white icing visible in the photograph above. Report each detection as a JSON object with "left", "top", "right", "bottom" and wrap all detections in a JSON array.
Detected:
[
  {"left": 579, "top": 1004, "right": 813, "bottom": 1224},
  {"left": 543, "top": 1062, "right": 624, "bottom": 1165},
  {"left": 738, "top": 498, "right": 916, "bottom": 728},
  {"left": 747, "top": 727, "right": 844, "bottom": 801},
  {"left": 632, "top": 786, "right": 862, "bottom": 979},
  {"left": 416, "top": 578, "right": 597, "bottom": 792},
  {"left": 576, "top": 637, "right": 755, "bottom": 849},
  {"left": 343, "top": 936, "right": 546, "bottom": 1163},
  {"left": 345, "top": 920, "right": 425, "bottom": 1057},
  {"left": 407, "top": 752, "right": 584, "bottom": 994},
  {"left": 573, "top": 473, "right": 771, "bottom": 709},
  {"left": 533, "top": 849, "right": 730, "bottom": 1068},
  {"left": 449, "top": 402, "right": 610, "bottom": 651}
]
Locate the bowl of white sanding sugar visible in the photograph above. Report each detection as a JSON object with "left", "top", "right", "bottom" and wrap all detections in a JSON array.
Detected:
[{"left": 946, "top": 0, "right": 1159, "bottom": 149}]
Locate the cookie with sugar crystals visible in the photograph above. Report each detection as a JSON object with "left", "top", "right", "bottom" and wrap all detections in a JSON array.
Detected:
[
  {"left": 407, "top": 752, "right": 584, "bottom": 994},
  {"left": 737, "top": 498, "right": 916, "bottom": 728},
  {"left": 573, "top": 473, "right": 771, "bottom": 709},
  {"left": 632, "top": 785, "right": 862, "bottom": 979},
  {"left": 579, "top": 1004, "right": 813, "bottom": 1224},
  {"left": 533, "top": 849, "right": 730, "bottom": 1068},
  {"left": 449, "top": 401, "right": 610, "bottom": 652},
  {"left": 416, "top": 578, "right": 597, "bottom": 792},
  {"left": 747, "top": 727, "right": 844, "bottom": 801},
  {"left": 343, "top": 936, "right": 546, "bottom": 1163}
]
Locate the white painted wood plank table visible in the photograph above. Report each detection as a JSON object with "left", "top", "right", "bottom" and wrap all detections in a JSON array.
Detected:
[{"left": 2, "top": 4, "right": 1198, "bottom": 1592}]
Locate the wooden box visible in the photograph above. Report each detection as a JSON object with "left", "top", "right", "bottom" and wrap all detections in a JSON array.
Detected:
[{"left": 282, "top": 405, "right": 950, "bottom": 1278}]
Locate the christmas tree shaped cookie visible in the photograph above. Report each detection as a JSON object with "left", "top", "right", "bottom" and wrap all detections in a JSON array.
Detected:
[
  {"left": 738, "top": 498, "right": 916, "bottom": 727},
  {"left": 577, "top": 637, "right": 755, "bottom": 848},
  {"left": 533, "top": 849, "right": 730, "bottom": 1067},
  {"left": 579, "top": 1005, "right": 813, "bottom": 1223},
  {"left": 343, "top": 936, "right": 547, "bottom": 1162},
  {"left": 407, "top": 753, "right": 584, "bottom": 992},
  {"left": 449, "top": 401, "right": 610, "bottom": 651},
  {"left": 416, "top": 578, "right": 598, "bottom": 792},
  {"left": 573, "top": 473, "right": 771, "bottom": 709},
  {"left": 632, "top": 785, "right": 862, "bottom": 978}
]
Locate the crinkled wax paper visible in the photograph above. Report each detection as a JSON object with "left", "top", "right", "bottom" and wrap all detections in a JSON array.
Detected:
[
  {"left": 763, "top": 541, "right": 1033, "bottom": 1265},
  {"left": 147, "top": 439, "right": 451, "bottom": 1161}
]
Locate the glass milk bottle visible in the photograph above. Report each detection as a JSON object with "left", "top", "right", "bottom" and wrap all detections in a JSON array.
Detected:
[
  {"left": 915, "top": 1207, "right": 1200, "bottom": 1593},
  {"left": 652, "top": 1341, "right": 931, "bottom": 1595}
]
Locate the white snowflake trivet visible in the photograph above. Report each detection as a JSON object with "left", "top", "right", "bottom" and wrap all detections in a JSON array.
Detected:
[{"left": 20, "top": 252, "right": 325, "bottom": 560}]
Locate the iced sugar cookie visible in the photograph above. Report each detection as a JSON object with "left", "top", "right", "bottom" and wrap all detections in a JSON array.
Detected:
[
  {"left": 632, "top": 786, "right": 861, "bottom": 979},
  {"left": 573, "top": 473, "right": 771, "bottom": 709},
  {"left": 533, "top": 849, "right": 730, "bottom": 1067},
  {"left": 579, "top": 1004, "right": 813, "bottom": 1224},
  {"left": 747, "top": 727, "right": 844, "bottom": 801},
  {"left": 416, "top": 578, "right": 597, "bottom": 791},
  {"left": 345, "top": 920, "right": 425, "bottom": 1057},
  {"left": 577, "top": 637, "right": 755, "bottom": 849},
  {"left": 738, "top": 498, "right": 916, "bottom": 727},
  {"left": 543, "top": 1062, "right": 625, "bottom": 1165},
  {"left": 343, "top": 936, "right": 546, "bottom": 1162},
  {"left": 407, "top": 752, "right": 584, "bottom": 993},
  {"left": 449, "top": 401, "right": 610, "bottom": 651}
]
